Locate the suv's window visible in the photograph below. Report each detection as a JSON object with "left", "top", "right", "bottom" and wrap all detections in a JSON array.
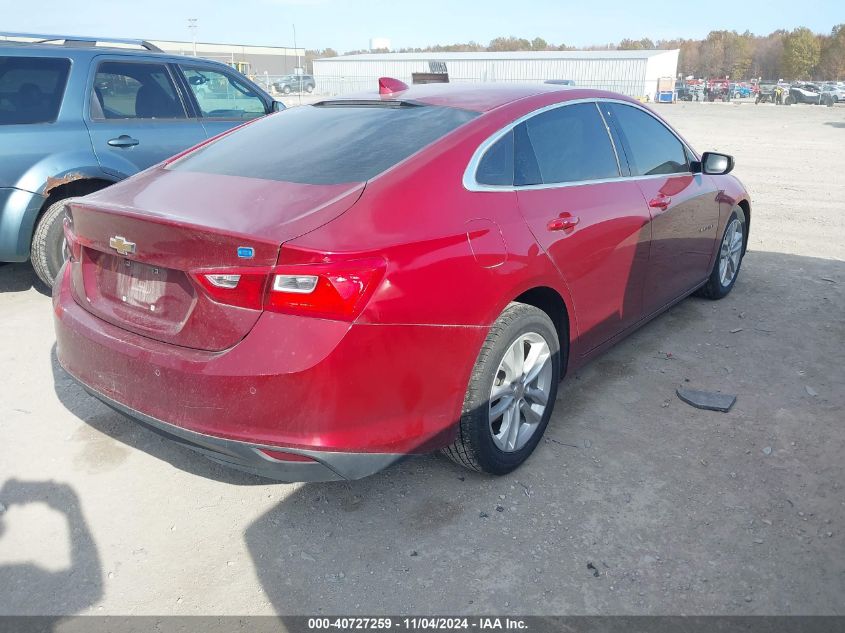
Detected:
[
  {"left": 476, "top": 130, "right": 514, "bottom": 186},
  {"left": 92, "top": 61, "right": 186, "bottom": 120},
  {"left": 170, "top": 102, "right": 477, "bottom": 184},
  {"left": 180, "top": 66, "right": 266, "bottom": 120},
  {"left": 608, "top": 103, "right": 688, "bottom": 176},
  {"left": 0, "top": 56, "right": 70, "bottom": 125},
  {"left": 515, "top": 102, "right": 619, "bottom": 185}
]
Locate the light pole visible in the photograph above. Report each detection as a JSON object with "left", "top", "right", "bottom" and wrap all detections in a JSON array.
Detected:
[
  {"left": 187, "top": 18, "right": 197, "bottom": 57},
  {"left": 293, "top": 24, "right": 301, "bottom": 104},
  {"left": 292, "top": 24, "right": 300, "bottom": 71}
]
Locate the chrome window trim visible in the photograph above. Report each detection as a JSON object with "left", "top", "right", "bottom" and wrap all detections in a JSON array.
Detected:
[
  {"left": 594, "top": 101, "right": 623, "bottom": 177},
  {"left": 463, "top": 97, "right": 699, "bottom": 193}
]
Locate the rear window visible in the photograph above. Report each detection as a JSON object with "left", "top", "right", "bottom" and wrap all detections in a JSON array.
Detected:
[
  {"left": 170, "top": 102, "right": 478, "bottom": 184},
  {"left": 0, "top": 56, "right": 71, "bottom": 125}
]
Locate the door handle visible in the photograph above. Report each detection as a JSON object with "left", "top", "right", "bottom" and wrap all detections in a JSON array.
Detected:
[
  {"left": 107, "top": 135, "right": 140, "bottom": 148},
  {"left": 648, "top": 196, "right": 672, "bottom": 211},
  {"left": 547, "top": 215, "right": 580, "bottom": 232}
]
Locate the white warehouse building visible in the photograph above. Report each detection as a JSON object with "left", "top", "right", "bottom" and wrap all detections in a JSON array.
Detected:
[{"left": 312, "top": 49, "right": 679, "bottom": 99}]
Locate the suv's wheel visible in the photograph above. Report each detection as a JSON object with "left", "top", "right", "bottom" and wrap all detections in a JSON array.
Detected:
[
  {"left": 31, "top": 197, "right": 69, "bottom": 288},
  {"left": 305, "top": 84, "right": 314, "bottom": 93},
  {"left": 697, "top": 206, "right": 747, "bottom": 300},
  {"left": 443, "top": 302, "right": 561, "bottom": 475},
  {"left": 282, "top": 85, "right": 292, "bottom": 95}
]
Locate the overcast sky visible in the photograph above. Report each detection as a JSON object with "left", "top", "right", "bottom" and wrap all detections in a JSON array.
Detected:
[{"left": 1, "top": 0, "right": 841, "bottom": 53}]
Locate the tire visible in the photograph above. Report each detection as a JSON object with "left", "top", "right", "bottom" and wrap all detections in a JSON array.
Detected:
[
  {"left": 305, "top": 84, "right": 314, "bottom": 93},
  {"left": 31, "top": 197, "right": 68, "bottom": 288},
  {"left": 443, "top": 302, "right": 561, "bottom": 475},
  {"left": 697, "top": 207, "right": 747, "bottom": 300},
  {"left": 282, "top": 85, "right": 292, "bottom": 95},
  {"left": 785, "top": 95, "right": 794, "bottom": 105}
]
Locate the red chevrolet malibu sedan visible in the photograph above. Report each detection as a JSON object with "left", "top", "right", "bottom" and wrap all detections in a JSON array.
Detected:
[{"left": 53, "top": 81, "right": 750, "bottom": 481}]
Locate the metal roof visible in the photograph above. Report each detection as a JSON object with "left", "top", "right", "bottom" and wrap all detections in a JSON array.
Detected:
[{"left": 320, "top": 50, "right": 677, "bottom": 62}]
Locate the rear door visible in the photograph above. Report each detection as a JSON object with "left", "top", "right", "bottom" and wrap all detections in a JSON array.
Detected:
[
  {"left": 512, "top": 102, "right": 652, "bottom": 353},
  {"left": 175, "top": 64, "right": 271, "bottom": 139},
  {"left": 85, "top": 57, "right": 207, "bottom": 178},
  {"left": 603, "top": 102, "right": 720, "bottom": 314}
]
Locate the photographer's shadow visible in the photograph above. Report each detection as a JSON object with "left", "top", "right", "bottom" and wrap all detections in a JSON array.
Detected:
[{"left": 0, "top": 479, "right": 102, "bottom": 616}]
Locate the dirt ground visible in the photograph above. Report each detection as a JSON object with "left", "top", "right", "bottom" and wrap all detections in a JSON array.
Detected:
[{"left": 0, "top": 101, "right": 843, "bottom": 616}]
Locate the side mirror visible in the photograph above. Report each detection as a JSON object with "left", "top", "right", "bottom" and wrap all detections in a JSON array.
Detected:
[
  {"left": 271, "top": 100, "right": 286, "bottom": 113},
  {"left": 698, "top": 151, "right": 735, "bottom": 175}
]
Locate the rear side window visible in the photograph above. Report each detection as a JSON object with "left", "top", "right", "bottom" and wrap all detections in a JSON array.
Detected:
[
  {"left": 607, "top": 103, "right": 688, "bottom": 176},
  {"left": 0, "top": 56, "right": 70, "bottom": 125},
  {"left": 170, "top": 103, "right": 478, "bottom": 184},
  {"left": 476, "top": 130, "right": 514, "bottom": 186},
  {"left": 517, "top": 102, "right": 619, "bottom": 186},
  {"left": 91, "top": 61, "right": 186, "bottom": 120}
]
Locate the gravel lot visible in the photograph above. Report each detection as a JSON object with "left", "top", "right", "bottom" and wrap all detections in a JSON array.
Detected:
[{"left": 0, "top": 101, "right": 843, "bottom": 616}]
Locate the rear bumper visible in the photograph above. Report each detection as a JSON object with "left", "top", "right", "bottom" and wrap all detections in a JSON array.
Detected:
[
  {"left": 53, "top": 263, "right": 485, "bottom": 476},
  {"left": 82, "top": 383, "right": 403, "bottom": 482},
  {"left": 0, "top": 187, "right": 45, "bottom": 261}
]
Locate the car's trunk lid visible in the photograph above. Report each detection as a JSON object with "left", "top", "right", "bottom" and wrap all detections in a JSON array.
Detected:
[{"left": 66, "top": 168, "right": 364, "bottom": 351}]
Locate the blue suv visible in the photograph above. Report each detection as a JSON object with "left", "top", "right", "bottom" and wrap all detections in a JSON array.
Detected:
[{"left": 0, "top": 33, "right": 282, "bottom": 286}]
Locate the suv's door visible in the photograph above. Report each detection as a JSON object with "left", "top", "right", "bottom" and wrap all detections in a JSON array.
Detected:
[
  {"left": 602, "top": 102, "right": 720, "bottom": 314},
  {"left": 176, "top": 64, "right": 271, "bottom": 139},
  {"left": 509, "top": 102, "right": 652, "bottom": 353},
  {"left": 85, "top": 58, "right": 206, "bottom": 178}
]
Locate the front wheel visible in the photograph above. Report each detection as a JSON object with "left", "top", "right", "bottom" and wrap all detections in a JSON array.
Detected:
[
  {"left": 282, "top": 85, "right": 292, "bottom": 95},
  {"left": 305, "top": 84, "right": 314, "bottom": 93},
  {"left": 31, "top": 198, "right": 68, "bottom": 288},
  {"left": 443, "top": 303, "right": 561, "bottom": 475},
  {"left": 697, "top": 207, "right": 746, "bottom": 300}
]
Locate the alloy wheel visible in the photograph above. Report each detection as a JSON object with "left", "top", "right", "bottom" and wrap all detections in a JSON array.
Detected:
[
  {"left": 718, "top": 217, "right": 743, "bottom": 287},
  {"left": 489, "top": 332, "right": 552, "bottom": 452}
]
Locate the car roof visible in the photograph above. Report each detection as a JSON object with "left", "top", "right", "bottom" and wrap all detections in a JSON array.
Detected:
[
  {"left": 0, "top": 40, "right": 230, "bottom": 67},
  {"left": 328, "top": 82, "right": 638, "bottom": 113}
]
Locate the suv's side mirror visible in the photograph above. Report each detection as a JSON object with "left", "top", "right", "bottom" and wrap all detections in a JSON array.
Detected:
[
  {"left": 271, "top": 100, "right": 286, "bottom": 113},
  {"left": 695, "top": 151, "right": 735, "bottom": 175}
]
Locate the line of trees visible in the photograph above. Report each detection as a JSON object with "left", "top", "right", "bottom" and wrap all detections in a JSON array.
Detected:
[{"left": 307, "top": 25, "right": 845, "bottom": 81}]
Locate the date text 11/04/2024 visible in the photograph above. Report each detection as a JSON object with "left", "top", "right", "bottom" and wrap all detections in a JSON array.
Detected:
[{"left": 306, "top": 618, "right": 528, "bottom": 630}]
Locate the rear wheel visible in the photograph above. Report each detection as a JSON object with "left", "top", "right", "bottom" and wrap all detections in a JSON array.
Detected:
[
  {"left": 697, "top": 207, "right": 746, "bottom": 300},
  {"left": 31, "top": 198, "right": 68, "bottom": 288},
  {"left": 305, "top": 84, "right": 314, "bottom": 93},
  {"left": 443, "top": 303, "right": 561, "bottom": 475}
]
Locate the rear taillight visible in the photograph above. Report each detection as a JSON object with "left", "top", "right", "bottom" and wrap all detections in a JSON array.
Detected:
[
  {"left": 192, "top": 269, "right": 268, "bottom": 310},
  {"left": 264, "top": 257, "right": 385, "bottom": 320},
  {"left": 191, "top": 248, "right": 385, "bottom": 321}
]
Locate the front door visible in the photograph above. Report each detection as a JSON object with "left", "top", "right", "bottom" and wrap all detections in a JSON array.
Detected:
[
  {"left": 512, "top": 102, "right": 652, "bottom": 354},
  {"left": 85, "top": 58, "right": 206, "bottom": 178}
]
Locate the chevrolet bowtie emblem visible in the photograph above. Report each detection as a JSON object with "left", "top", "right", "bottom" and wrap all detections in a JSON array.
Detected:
[{"left": 109, "top": 236, "right": 136, "bottom": 256}]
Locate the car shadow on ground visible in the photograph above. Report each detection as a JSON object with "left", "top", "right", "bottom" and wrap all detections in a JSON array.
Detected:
[
  {"left": 0, "top": 479, "right": 102, "bottom": 619},
  {"left": 0, "top": 262, "right": 49, "bottom": 295},
  {"left": 50, "top": 345, "right": 268, "bottom": 486}
]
